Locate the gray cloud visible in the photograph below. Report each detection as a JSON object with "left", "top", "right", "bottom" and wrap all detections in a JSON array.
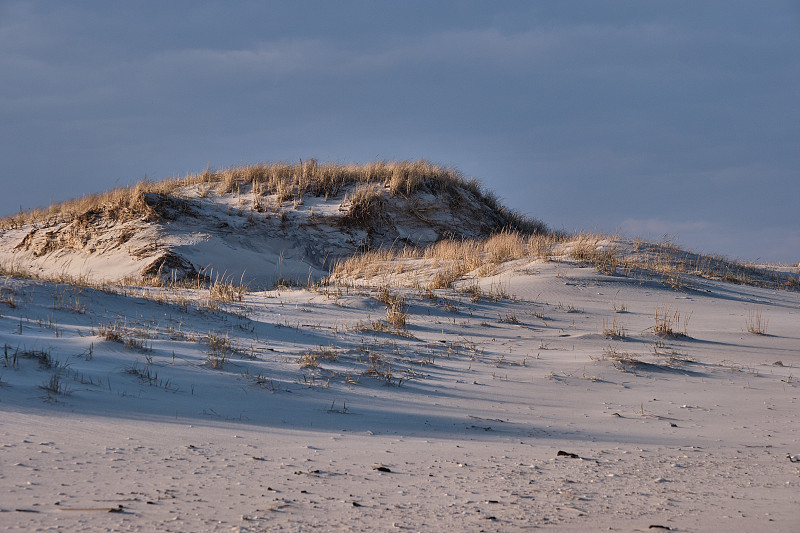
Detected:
[{"left": 1, "top": 1, "right": 798, "bottom": 262}]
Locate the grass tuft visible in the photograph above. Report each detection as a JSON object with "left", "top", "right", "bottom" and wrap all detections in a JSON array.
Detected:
[
  {"left": 652, "top": 305, "right": 691, "bottom": 337},
  {"left": 602, "top": 314, "right": 626, "bottom": 339},
  {"left": 746, "top": 308, "right": 768, "bottom": 335},
  {"left": 206, "top": 332, "right": 232, "bottom": 369},
  {"left": 40, "top": 372, "right": 70, "bottom": 396}
]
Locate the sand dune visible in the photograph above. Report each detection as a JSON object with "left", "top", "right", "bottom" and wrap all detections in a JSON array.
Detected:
[
  {"left": 1, "top": 256, "right": 798, "bottom": 531},
  {"left": 1, "top": 167, "right": 798, "bottom": 531}
]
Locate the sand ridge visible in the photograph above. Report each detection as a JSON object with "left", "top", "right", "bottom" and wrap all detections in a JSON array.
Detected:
[{"left": 1, "top": 256, "right": 798, "bottom": 531}]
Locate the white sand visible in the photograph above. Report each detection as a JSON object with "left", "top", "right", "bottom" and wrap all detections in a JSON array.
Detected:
[
  {"left": 1, "top": 256, "right": 798, "bottom": 532},
  {"left": 0, "top": 182, "right": 512, "bottom": 287}
]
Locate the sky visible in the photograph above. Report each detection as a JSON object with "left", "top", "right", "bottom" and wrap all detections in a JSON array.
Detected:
[{"left": 1, "top": 1, "right": 798, "bottom": 263}]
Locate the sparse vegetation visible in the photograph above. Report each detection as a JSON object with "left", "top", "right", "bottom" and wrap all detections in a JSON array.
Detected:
[
  {"left": 40, "top": 372, "right": 70, "bottom": 396},
  {"left": 746, "top": 308, "right": 768, "bottom": 335},
  {"left": 363, "top": 351, "right": 395, "bottom": 384},
  {"left": 329, "top": 226, "right": 796, "bottom": 294},
  {"left": 0, "top": 285, "right": 17, "bottom": 308},
  {"left": 602, "top": 314, "right": 626, "bottom": 339},
  {"left": 298, "top": 346, "right": 340, "bottom": 369},
  {"left": 385, "top": 306, "right": 408, "bottom": 330},
  {"left": 460, "top": 283, "right": 483, "bottom": 302},
  {"left": 207, "top": 271, "right": 248, "bottom": 303},
  {"left": 329, "top": 230, "right": 547, "bottom": 288},
  {"left": 125, "top": 362, "right": 177, "bottom": 391},
  {"left": 96, "top": 322, "right": 124, "bottom": 343},
  {"left": 297, "top": 352, "right": 320, "bottom": 368},
  {"left": 206, "top": 332, "right": 232, "bottom": 369},
  {"left": 598, "top": 345, "right": 638, "bottom": 365},
  {"left": 652, "top": 305, "right": 691, "bottom": 337},
  {"left": 20, "top": 349, "right": 56, "bottom": 369},
  {"left": 375, "top": 288, "right": 409, "bottom": 332},
  {"left": 0, "top": 159, "right": 544, "bottom": 234},
  {"left": 342, "top": 184, "right": 386, "bottom": 227},
  {"left": 499, "top": 313, "right": 520, "bottom": 325},
  {"left": 2, "top": 154, "right": 796, "bottom": 294},
  {"left": 96, "top": 322, "right": 151, "bottom": 351}
]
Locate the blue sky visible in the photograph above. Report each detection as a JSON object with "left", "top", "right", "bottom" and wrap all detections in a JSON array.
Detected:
[{"left": 2, "top": 1, "right": 798, "bottom": 263}]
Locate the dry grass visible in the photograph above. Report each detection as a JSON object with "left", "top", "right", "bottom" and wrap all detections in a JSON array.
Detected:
[
  {"left": 1, "top": 160, "right": 543, "bottom": 234},
  {"left": 363, "top": 351, "right": 395, "bottom": 383},
  {"left": 297, "top": 352, "right": 321, "bottom": 369},
  {"left": 541, "top": 233, "right": 796, "bottom": 291},
  {"left": 385, "top": 306, "right": 408, "bottom": 330},
  {"left": 3, "top": 157, "right": 796, "bottom": 293},
  {"left": 602, "top": 314, "right": 626, "bottom": 339},
  {"left": 376, "top": 288, "right": 409, "bottom": 331},
  {"left": 484, "top": 231, "right": 528, "bottom": 264},
  {"left": 597, "top": 345, "right": 639, "bottom": 365},
  {"left": 746, "top": 308, "right": 768, "bottom": 335},
  {"left": 206, "top": 332, "right": 232, "bottom": 369},
  {"left": 621, "top": 239, "right": 799, "bottom": 291},
  {"left": 297, "top": 346, "right": 340, "bottom": 369},
  {"left": 329, "top": 230, "right": 553, "bottom": 288},
  {"left": 207, "top": 272, "right": 247, "bottom": 303},
  {"left": 341, "top": 184, "right": 386, "bottom": 227},
  {"left": 499, "top": 313, "right": 520, "bottom": 325},
  {"left": 565, "top": 234, "right": 627, "bottom": 275},
  {"left": 652, "top": 305, "right": 691, "bottom": 338},
  {"left": 96, "top": 321, "right": 151, "bottom": 351},
  {"left": 40, "top": 372, "right": 70, "bottom": 396}
]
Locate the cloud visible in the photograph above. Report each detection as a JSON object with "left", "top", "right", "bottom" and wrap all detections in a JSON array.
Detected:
[{"left": 0, "top": 2, "right": 798, "bottom": 264}]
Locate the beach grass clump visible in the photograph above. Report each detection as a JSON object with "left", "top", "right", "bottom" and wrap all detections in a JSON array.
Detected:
[
  {"left": 342, "top": 184, "right": 386, "bottom": 227},
  {"left": 652, "top": 305, "right": 691, "bottom": 337},
  {"left": 97, "top": 322, "right": 126, "bottom": 343},
  {"left": 206, "top": 332, "right": 232, "bottom": 369},
  {"left": 330, "top": 231, "right": 539, "bottom": 287},
  {"left": 297, "top": 352, "right": 320, "bottom": 369},
  {"left": 40, "top": 372, "right": 70, "bottom": 396},
  {"left": 746, "top": 308, "right": 768, "bottom": 335},
  {"left": 484, "top": 231, "right": 528, "bottom": 265},
  {"left": 363, "top": 351, "right": 395, "bottom": 383},
  {"left": 298, "top": 346, "right": 340, "bottom": 369},
  {"left": 207, "top": 273, "right": 248, "bottom": 303},
  {"left": 602, "top": 314, "right": 626, "bottom": 339},
  {"left": 378, "top": 289, "right": 408, "bottom": 331}
]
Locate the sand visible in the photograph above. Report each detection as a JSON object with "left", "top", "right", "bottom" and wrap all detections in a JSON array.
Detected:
[{"left": 1, "top": 254, "right": 798, "bottom": 531}]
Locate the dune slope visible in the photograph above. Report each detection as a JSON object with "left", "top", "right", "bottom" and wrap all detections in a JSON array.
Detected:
[{"left": 1, "top": 255, "right": 798, "bottom": 531}]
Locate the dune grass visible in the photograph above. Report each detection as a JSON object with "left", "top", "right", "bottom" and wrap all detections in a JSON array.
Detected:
[
  {"left": 746, "top": 308, "right": 768, "bottom": 335},
  {"left": 0, "top": 159, "right": 544, "bottom": 235},
  {"left": 328, "top": 231, "right": 799, "bottom": 292},
  {"left": 1, "top": 159, "right": 796, "bottom": 293}
]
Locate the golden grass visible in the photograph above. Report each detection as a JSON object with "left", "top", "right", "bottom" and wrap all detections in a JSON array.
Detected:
[
  {"left": 1, "top": 156, "right": 796, "bottom": 293},
  {"left": 602, "top": 314, "right": 626, "bottom": 339},
  {"left": 342, "top": 184, "right": 386, "bottom": 227},
  {"left": 329, "top": 231, "right": 562, "bottom": 288},
  {"left": 329, "top": 229, "right": 799, "bottom": 293},
  {"left": 375, "top": 287, "right": 409, "bottom": 331},
  {"left": 1, "top": 159, "right": 544, "bottom": 233},
  {"left": 484, "top": 232, "right": 528, "bottom": 264},
  {"left": 746, "top": 308, "right": 768, "bottom": 335},
  {"left": 207, "top": 272, "right": 248, "bottom": 303},
  {"left": 652, "top": 305, "right": 691, "bottom": 337}
]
